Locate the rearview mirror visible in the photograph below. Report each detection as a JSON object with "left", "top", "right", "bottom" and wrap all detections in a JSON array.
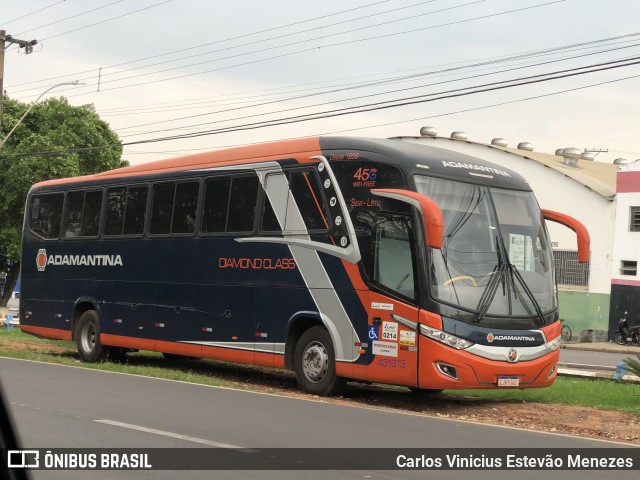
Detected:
[{"left": 541, "top": 209, "right": 590, "bottom": 263}]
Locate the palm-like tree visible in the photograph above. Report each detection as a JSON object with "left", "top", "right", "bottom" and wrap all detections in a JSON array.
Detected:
[{"left": 624, "top": 353, "right": 640, "bottom": 377}]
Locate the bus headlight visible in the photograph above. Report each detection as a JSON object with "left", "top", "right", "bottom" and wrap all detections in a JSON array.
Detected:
[
  {"left": 544, "top": 336, "right": 562, "bottom": 352},
  {"left": 419, "top": 325, "right": 474, "bottom": 350}
]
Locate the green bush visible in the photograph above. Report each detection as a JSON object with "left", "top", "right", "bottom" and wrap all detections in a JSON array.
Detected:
[{"left": 624, "top": 352, "right": 640, "bottom": 377}]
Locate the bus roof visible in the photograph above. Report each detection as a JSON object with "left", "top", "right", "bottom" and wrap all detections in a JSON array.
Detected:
[{"left": 32, "top": 136, "right": 531, "bottom": 191}]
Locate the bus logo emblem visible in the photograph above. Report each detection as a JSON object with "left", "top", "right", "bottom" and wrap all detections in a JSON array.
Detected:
[
  {"left": 487, "top": 333, "right": 494, "bottom": 343},
  {"left": 507, "top": 348, "right": 518, "bottom": 363},
  {"left": 36, "top": 249, "right": 47, "bottom": 272}
]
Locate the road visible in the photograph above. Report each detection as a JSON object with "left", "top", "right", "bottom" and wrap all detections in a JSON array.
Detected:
[
  {"left": 560, "top": 349, "right": 634, "bottom": 368},
  {"left": 0, "top": 357, "right": 637, "bottom": 480}
]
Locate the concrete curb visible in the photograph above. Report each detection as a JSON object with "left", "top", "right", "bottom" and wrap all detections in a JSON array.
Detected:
[
  {"left": 560, "top": 343, "right": 639, "bottom": 355},
  {"left": 558, "top": 362, "right": 615, "bottom": 372},
  {"left": 557, "top": 367, "right": 640, "bottom": 384}
]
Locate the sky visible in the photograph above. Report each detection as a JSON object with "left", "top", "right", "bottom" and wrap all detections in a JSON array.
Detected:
[{"left": 2, "top": 0, "right": 640, "bottom": 165}]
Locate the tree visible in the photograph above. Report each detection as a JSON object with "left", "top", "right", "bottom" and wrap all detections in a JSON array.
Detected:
[{"left": 0, "top": 96, "right": 128, "bottom": 307}]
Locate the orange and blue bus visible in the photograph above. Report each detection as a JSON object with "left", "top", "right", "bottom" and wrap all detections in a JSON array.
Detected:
[{"left": 20, "top": 137, "right": 589, "bottom": 395}]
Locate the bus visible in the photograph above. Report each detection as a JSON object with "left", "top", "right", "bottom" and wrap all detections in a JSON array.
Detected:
[{"left": 20, "top": 137, "right": 589, "bottom": 395}]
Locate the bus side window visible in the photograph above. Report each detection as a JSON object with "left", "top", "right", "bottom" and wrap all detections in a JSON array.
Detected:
[
  {"left": 82, "top": 190, "right": 103, "bottom": 236},
  {"left": 202, "top": 177, "right": 230, "bottom": 233},
  {"left": 261, "top": 192, "right": 282, "bottom": 233},
  {"left": 150, "top": 183, "right": 175, "bottom": 235},
  {"left": 30, "top": 193, "right": 64, "bottom": 240},
  {"left": 105, "top": 187, "right": 126, "bottom": 236},
  {"left": 227, "top": 175, "right": 258, "bottom": 232},
  {"left": 260, "top": 169, "right": 329, "bottom": 234},
  {"left": 150, "top": 180, "right": 199, "bottom": 235},
  {"left": 122, "top": 186, "right": 148, "bottom": 235},
  {"left": 202, "top": 174, "right": 258, "bottom": 234},
  {"left": 105, "top": 185, "right": 148, "bottom": 236},
  {"left": 64, "top": 190, "right": 103, "bottom": 238},
  {"left": 371, "top": 214, "right": 417, "bottom": 301},
  {"left": 172, "top": 182, "right": 199, "bottom": 234},
  {"left": 64, "top": 192, "right": 84, "bottom": 238},
  {"left": 288, "top": 170, "right": 330, "bottom": 232}
]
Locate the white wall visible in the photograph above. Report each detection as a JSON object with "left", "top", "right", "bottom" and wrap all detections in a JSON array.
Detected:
[
  {"left": 399, "top": 137, "right": 615, "bottom": 294},
  {"left": 612, "top": 191, "right": 640, "bottom": 281}
]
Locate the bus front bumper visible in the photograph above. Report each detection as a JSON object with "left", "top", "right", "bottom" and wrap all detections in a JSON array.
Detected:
[{"left": 417, "top": 336, "right": 560, "bottom": 389}]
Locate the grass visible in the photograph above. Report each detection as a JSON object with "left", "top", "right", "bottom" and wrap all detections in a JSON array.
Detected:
[
  {"left": 448, "top": 377, "right": 640, "bottom": 416},
  {"left": 0, "top": 329, "right": 258, "bottom": 390},
  {"left": 1, "top": 328, "right": 639, "bottom": 416}
]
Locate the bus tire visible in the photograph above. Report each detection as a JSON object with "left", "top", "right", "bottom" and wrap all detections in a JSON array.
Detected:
[
  {"left": 75, "top": 310, "right": 109, "bottom": 363},
  {"left": 294, "top": 326, "right": 345, "bottom": 396}
]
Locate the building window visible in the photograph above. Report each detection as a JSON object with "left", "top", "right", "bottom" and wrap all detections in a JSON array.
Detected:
[
  {"left": 620, "top": 260, "right": 637, "bottom": 276},
  {"left": 553, "top": 250, "right": 590, "bottom": 287},
  {"left": 630, "top": 207, "right": 640, "bottom": 232}
]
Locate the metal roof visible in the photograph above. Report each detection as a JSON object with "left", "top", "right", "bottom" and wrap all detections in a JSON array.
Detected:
[
  {"left": 494, "top": 145, "right": 617, "bottom": 199},
  {"left": 392, "top": 136, "right": 618, "bottom": 200}
]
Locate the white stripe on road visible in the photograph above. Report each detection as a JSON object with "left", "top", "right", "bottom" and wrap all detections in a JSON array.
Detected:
[{"left": 95, "top": 419, "right": 255, "bottom": 451}]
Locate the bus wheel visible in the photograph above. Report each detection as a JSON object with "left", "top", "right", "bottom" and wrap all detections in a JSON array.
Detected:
[
  {"left": 294, "top": 326, "right": 345, "bottom": 396},
  {"left": 75, "top": 310, "right": 109, "bottom": 363},
  {"left": 408, "top": 387, "right": 444, "bottom": 395}
]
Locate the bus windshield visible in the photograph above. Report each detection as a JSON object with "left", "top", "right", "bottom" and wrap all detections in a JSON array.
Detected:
[{"left": 414, "top": 175, "right": 556, "bottom": 320}]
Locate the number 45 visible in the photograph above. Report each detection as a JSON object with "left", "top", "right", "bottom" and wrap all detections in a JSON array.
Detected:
[{"left": 354, "top": 168, "right": 371, "bottom": 181}]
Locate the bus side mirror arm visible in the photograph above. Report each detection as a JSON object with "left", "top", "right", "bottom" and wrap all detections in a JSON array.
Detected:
[
  {"left": 541, "top": 209, "right": 590, "bottom": 263},
  {"left": 371, "top": 189, "right": 444, "bottom": 250}
]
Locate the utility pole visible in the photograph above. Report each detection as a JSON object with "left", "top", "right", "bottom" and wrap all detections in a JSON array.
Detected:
[{"left": 0, "top": 30, "right": 38, "bottom": 128}]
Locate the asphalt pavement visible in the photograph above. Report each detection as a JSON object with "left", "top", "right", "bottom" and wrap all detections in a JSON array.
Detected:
[
  {"left": 559, "top": 341, "right": 639, "bottom": 383},
  {"left": 0, "top": 356, "right": 637, "bottom": 480}
]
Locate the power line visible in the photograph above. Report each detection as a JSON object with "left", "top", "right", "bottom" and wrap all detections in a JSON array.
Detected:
[
  {"left": 6, "top": 0, "right": 394, "bottom": 90},
  {"left": 14, "top": 0, "right": 124, "bottom": 36},
  {"left": 40, "top": 0, "right": 173, "bottom": 42},
  {"left": 96, "top": 33, "right": 640, "bottom": 116},
  {"left": 116, "top": 70, "right": 640, "bottom": 155},
  {"left": 125, "top": 56, "right": 640, "bottom": 144},
  {"left": 71, "top": 0, "right": 510, "bottom": 92},
  {"left": 62, "top": 0, "right": 443, "bottom": 84},
  {"left": 2, "top": 56, "right": 639, "bottom": 160},
  {"left": 0, "top": 0, "right": 67, "bottom": 27},
  {"left": 322, "top": 72, "right": 640, "bottom": 137},
  {"left": 113, "top": 41, "right": 640, "bottom": 136},
  {"left": 9, "top": 0, "right": 453, "bottom": 96},
  {"left": 11, "top": 0, "right": 564, "bottom": 99}
]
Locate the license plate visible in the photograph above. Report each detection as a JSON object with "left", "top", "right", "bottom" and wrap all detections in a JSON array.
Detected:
[{"left": 497, "top": 376, "right": 520, "bottom": 387}]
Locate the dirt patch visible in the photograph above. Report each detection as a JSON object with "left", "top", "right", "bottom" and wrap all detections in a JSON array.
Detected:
[
  {"left": 2, "top": 335, "right": 639, "bottom": 444},
  {"left": 0, "top": 338, "right": 71, "bottom": 355},
  {"left": 251, "top": 383, "right": 640, "bottom": 445}
]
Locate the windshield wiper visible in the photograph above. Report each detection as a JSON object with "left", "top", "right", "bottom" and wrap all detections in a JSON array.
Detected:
[
  {"left": 475, "top": 236, "right": 507, "bottom": 323},
  {"left": 510, "top": 263, "right": 546, "bottom": 326},
  {"left": 475, "top": 234, "right": 546, "bottom": 325}
]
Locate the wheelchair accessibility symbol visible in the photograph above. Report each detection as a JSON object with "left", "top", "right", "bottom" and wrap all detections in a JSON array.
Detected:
[{"left": 368, "top": 326, "right": 379, "bottom": 341}]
